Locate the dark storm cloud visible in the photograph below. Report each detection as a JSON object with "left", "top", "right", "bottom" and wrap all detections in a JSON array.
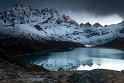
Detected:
[
  {"left": 47, "top": 0, "right": 124, "bottom": 17},
  {"left": 0, "top": 0, "right": 124, "bottom": 18}
]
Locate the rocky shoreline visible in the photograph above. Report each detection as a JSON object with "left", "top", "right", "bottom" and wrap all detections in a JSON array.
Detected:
[{"left": 1, "top": 50, "right": 124, "bottom": 83}]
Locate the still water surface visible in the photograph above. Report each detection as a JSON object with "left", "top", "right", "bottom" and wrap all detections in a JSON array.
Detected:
[{"left": 18, "top": 48, "right": 124, "bottom": 71}]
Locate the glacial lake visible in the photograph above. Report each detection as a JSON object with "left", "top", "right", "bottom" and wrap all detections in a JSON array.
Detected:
[{"left": 18, "top": 48, "right": 124, "bottom": 71}]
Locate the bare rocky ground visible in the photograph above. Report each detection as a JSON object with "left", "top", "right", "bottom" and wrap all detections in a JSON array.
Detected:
[{"left": 1, "top": 52, "right": 124, "bottom": 83}]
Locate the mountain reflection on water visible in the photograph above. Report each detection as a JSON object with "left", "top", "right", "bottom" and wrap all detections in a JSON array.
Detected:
[{"left": 18, "top": 48, "right": 124, "bottom": 71}]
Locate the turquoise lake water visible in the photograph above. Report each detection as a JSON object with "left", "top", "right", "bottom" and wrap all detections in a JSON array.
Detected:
[{"left": 18, "top": 48, "right": 124, "bottom": 71}]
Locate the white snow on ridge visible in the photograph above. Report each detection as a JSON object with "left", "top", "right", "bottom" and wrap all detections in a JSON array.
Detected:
[
  {"left": 1, "top": 21, "right": 123, "bottom": 45},
  {"left": 0, "top": 4, "right": 124, "bottom": 45}
]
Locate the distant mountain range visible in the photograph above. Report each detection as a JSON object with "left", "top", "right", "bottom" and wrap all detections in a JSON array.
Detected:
[{"left": 0, "top": 4, "right": 124, "bottom": 55}]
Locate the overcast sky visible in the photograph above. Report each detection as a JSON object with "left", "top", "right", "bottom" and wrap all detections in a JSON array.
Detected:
[{"left": 0, "top": 0, "right": 124, "bottom": 25}]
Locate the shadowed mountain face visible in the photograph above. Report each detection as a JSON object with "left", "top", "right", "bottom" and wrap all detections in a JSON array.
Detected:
[
  {"left": 0, "top": 34, "right": 84, "bottom": 55},
  {"left": 98, "top": 38, "right": 124, "bottom": 48},
  {"left": 0, "top": 4, "right": 124, "bottom": 55},
  {"left": 0, "top": 50, "right": 49, "bottom": 72}
]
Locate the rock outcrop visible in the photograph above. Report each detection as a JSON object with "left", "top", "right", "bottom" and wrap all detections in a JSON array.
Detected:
[{"left": 66, "top": 70, "right": 107, "bottom": 83}]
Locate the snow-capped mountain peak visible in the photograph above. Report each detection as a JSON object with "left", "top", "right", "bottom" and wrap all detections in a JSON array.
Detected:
[
  {"left": 12, "top": 3, "right": 32, "bottom": 11},
  {"left": 0, "top": 4, "right": 62, "bottom": 25},
  {"left": 0, "top": 4, "right": 124, "bottom": 47},
  {"left": 85, "top": 22, "right": 92, "bottom": 27},
  {"left": 93, "top": 22, "right": 102, "bottom": 28},
  {"left": 63, "top": 14, "right": 78, "bottom": 26}
]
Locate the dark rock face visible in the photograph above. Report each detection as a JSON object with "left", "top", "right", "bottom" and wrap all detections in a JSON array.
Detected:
[
  {"left": 0, "top": 34, "right": 84, "bottom": 55},
  {"left": 67, "top": 70, "right": 107, "bottom": 83},
  {"left": 85, "top": 22, "right": 92, "bottom": 27},
  {"left": 68, "top": 72, "right": 81, "bottom": 82},
  {"left": 79, "top": 72, "right": 92, "bottom": 83},
  {"left": 93, "top": 22, "right": 102, "bottom": 28},
  {"left": 98, "top": 37, "right": 124, "bottom": 48},
  {"left": 80, "top": 22, "right": 102, "bottom": 28},
  {"left": 0, "top": 50, "right": 49, "bottom": 72},
  {"left": 41, "top": 73, "right": 63, "bottom": 83},
  {"left": 121, "top": 70, "right": 124, "bottom": 73},
  {"left": 80, "top": 23, "right": 85, "bottom": 27},
  {"left": 63, "top": 14, "right": 78, "bottom": 26},
  {"left": 88, "top": 69, "right": 106, "bottom": 83},
  {"left": 34, "top": 25, "right": 43, "bottom": 31},
  {"left": 84, "top": 29, "right": 100, "bottom": 38},
  {"left": 79, "top": 70, "right": 106, "bottom": 83},
  {"left": 119, "top": 27, "right": 124, "bottom": 34}
]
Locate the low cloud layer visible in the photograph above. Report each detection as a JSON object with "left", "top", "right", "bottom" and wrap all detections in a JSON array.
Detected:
[
  {"left": 0, "top": 0, "right": 123, "bottom": 25},
  {"left": 1, "top": 0, "right": 124, "bottom": 17},
  {"left": 47, "top": 0, "right": 124, "bottom": 18}
]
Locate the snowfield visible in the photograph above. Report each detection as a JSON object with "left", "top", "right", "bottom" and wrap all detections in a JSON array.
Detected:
[{"left": 0, "top": 4, "right": 124, "bottom": 46}]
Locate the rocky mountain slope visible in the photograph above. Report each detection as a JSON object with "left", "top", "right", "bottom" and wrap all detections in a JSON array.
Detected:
[
  {"left": 0, "top": 33, "right": 83, "bottom": 55},
  {"left": 0, "top": 4, "right": 124, "bottom": 54}
]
